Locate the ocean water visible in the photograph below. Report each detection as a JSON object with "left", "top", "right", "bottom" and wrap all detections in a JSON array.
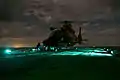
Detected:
[{"left": 0, "top": 46, "right": 120, "bottom": 80}]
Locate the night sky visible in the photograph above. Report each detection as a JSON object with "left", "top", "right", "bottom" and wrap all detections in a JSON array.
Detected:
[{"left": 0, "top": 0, "right": 120, "bottom": 47}]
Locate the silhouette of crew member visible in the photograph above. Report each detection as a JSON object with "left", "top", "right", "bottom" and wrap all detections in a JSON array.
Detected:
[{"left": 36, "top": 42, "right": 40, "bottom": 49}]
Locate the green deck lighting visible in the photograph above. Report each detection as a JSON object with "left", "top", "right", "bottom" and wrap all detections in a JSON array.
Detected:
[{"left": 5, "top": 49, "right": 12, "bottom": 54}]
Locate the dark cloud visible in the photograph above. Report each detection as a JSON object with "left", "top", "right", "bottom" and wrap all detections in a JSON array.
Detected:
[
  {"left": 0, "top": 0, "right": 120, "bottom": 46},
  {"left": 110, "top": 0, "right": 120, "bottom": 11},
  {"left": 0, "top": 0, "right": 23, "bottom": 21},
  {"left": 0, "top": 0, "right": 11, "bottom": 21}
]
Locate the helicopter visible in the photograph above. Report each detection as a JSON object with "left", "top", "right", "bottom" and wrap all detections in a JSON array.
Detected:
[{"left": 36, "top": 20, "right": 88, "bottom": 49}]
